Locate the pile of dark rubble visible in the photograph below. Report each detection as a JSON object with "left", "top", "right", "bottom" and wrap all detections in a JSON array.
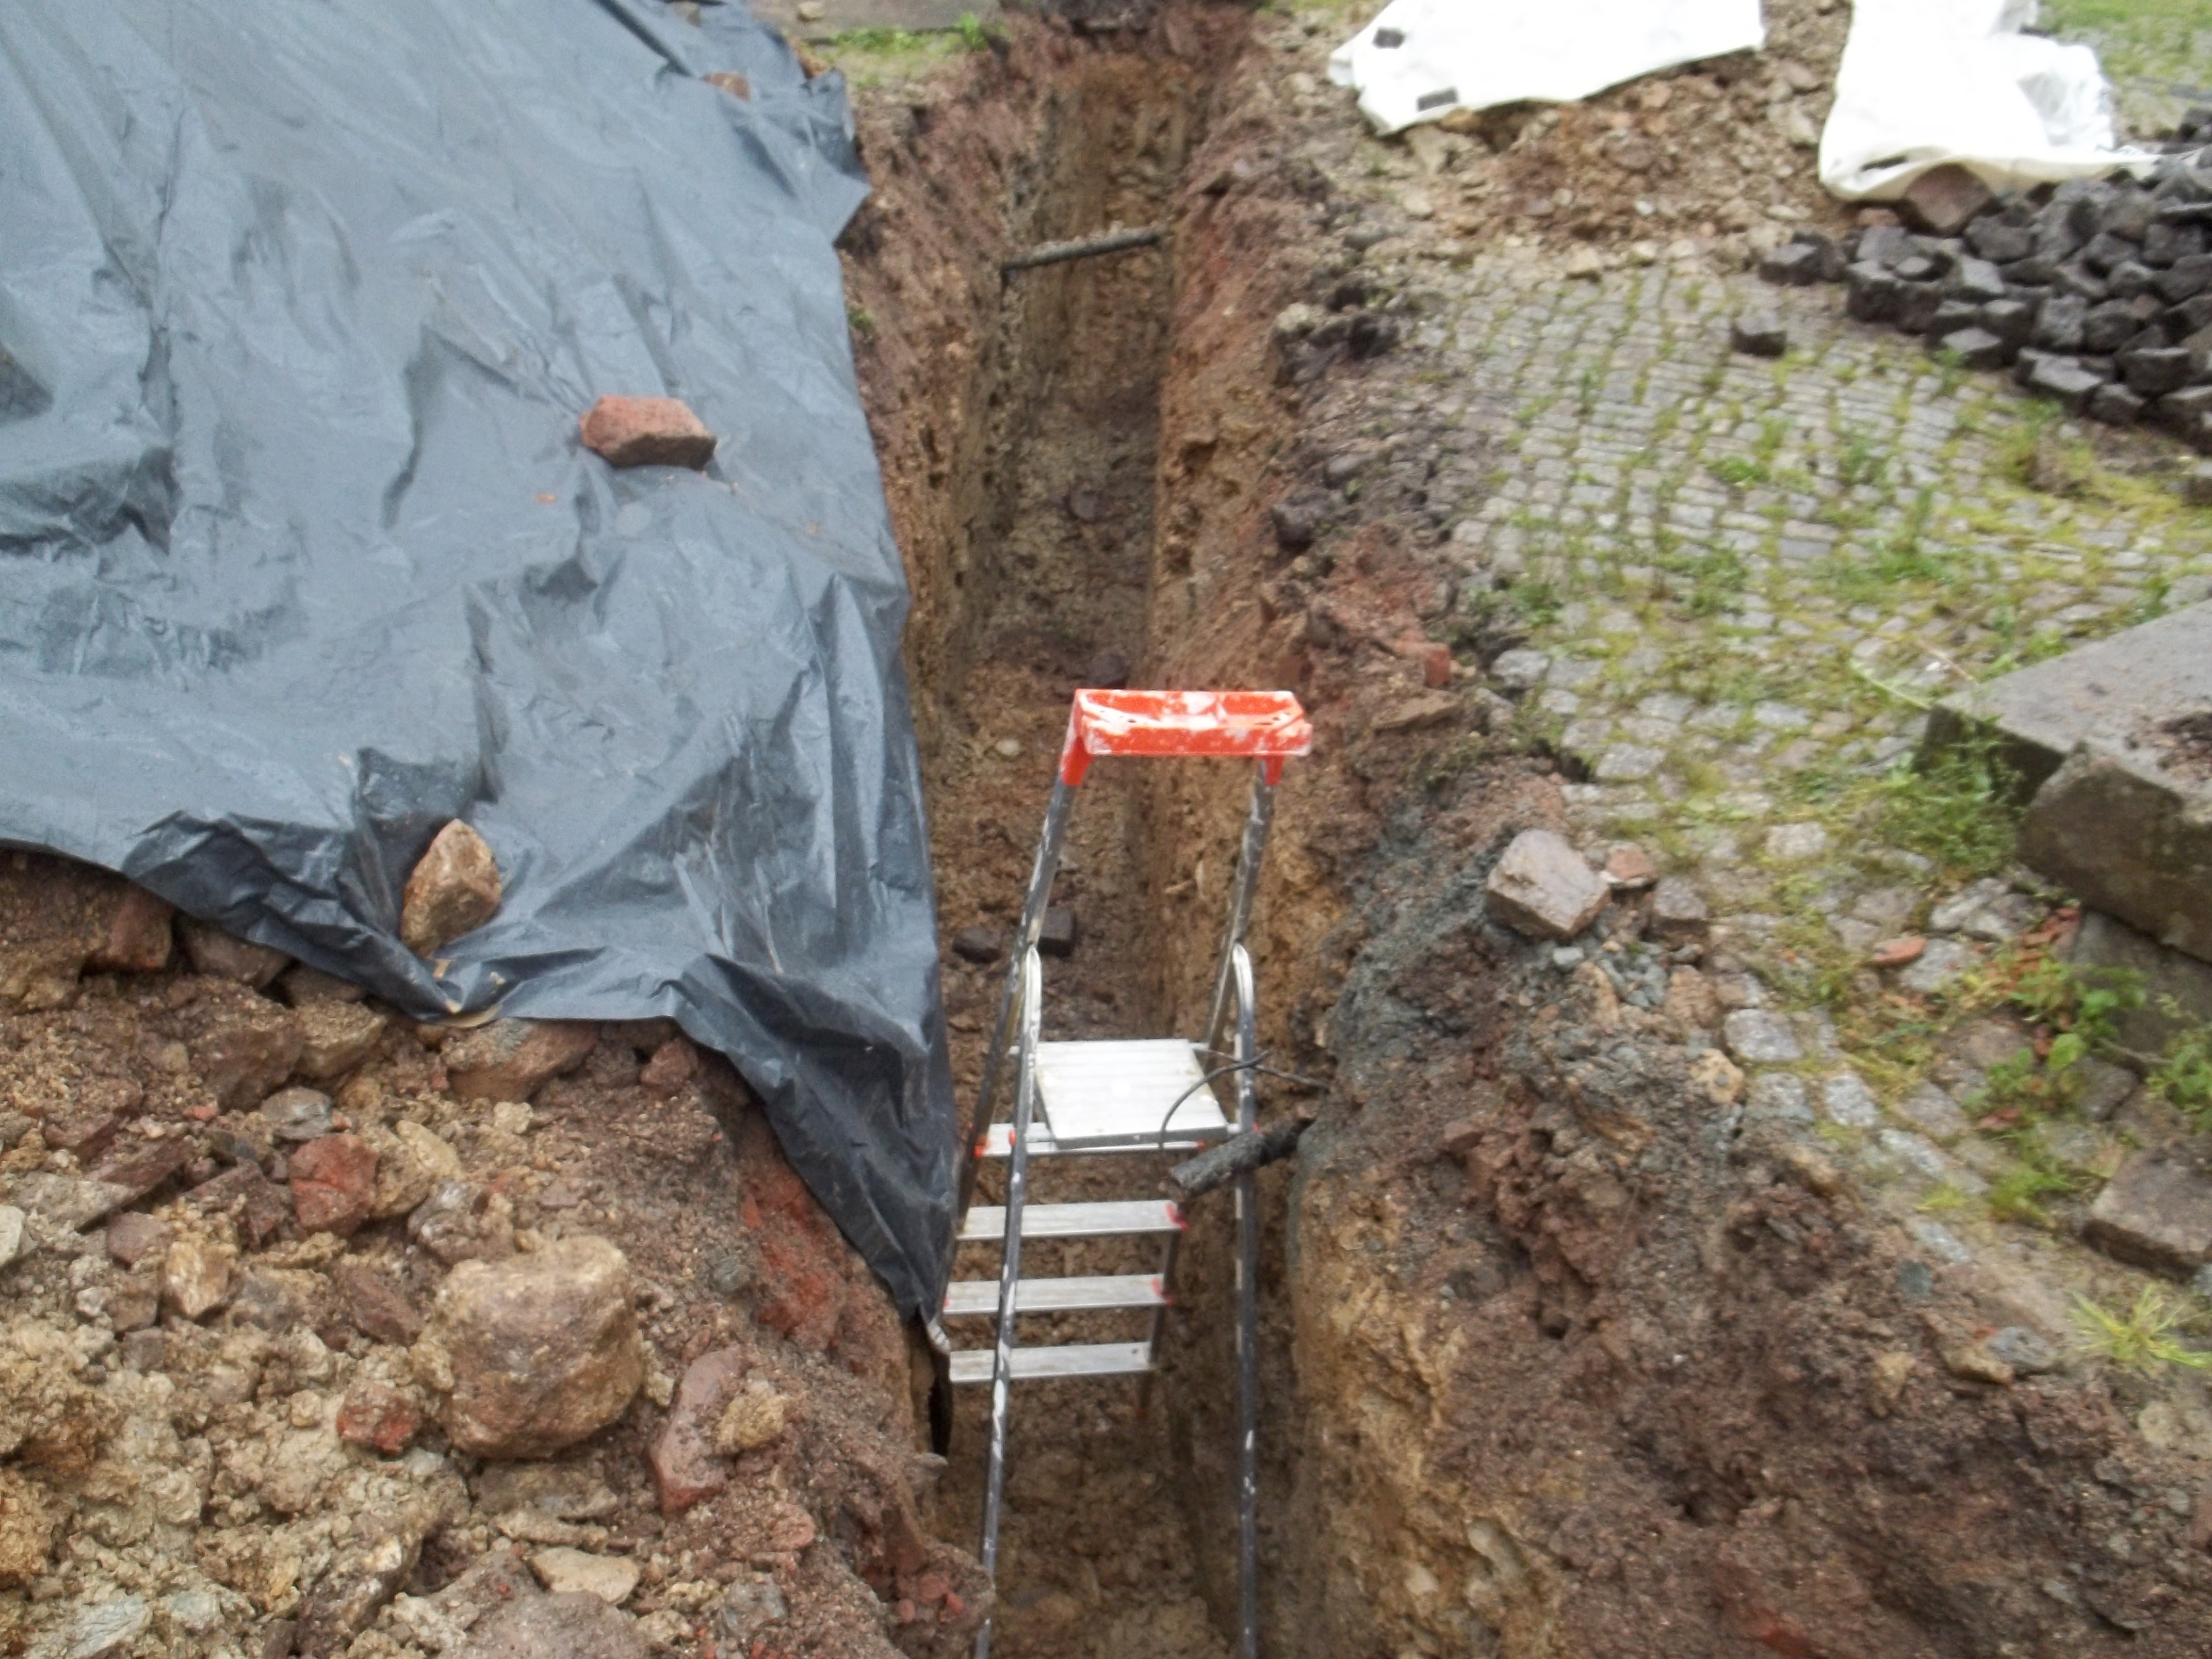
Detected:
[{"left": 1759, "top": 157, "right": 2212, "bottom": 447}]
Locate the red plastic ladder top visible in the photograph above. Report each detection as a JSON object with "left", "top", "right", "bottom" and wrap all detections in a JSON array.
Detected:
[{"left": 1057, "top": 689, "right": 1312, "bottom": 787}]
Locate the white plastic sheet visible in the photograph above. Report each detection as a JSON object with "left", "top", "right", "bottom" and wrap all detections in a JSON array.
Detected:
[
  {"left": 1819, "top": 0, "right": 2153, "bottom": 199},
  {"left": 1328, "top": 0, "right": 1765, "bottom": 136}
]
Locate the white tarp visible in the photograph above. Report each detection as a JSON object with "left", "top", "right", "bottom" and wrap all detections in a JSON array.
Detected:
[
  {"left": 1819, "top": 0, "right": 2153, "bottom": 199},
  {"left": 1327, "top": 0, "right": 1765, "bottom": 136}
]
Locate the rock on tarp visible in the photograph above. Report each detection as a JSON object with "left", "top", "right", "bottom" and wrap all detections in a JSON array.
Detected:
[
  {"left": 1327, "top": 0, "right": 1764, "bottom": 136},
  {"left": 0, "top": 1, "right": 955, "bottom": 1318},
  {"left": 1820, "top": 0, "right": 2154, "bottom": 201}
]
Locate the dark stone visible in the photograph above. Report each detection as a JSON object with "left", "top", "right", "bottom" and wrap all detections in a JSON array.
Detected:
[
  {"left": 1967, "top": 217, "right": 2036, "bottom": 263},
  {"left": 2032, "top": 294, "right": 2089, "bottom": 352},
  {"left": 1855, "top": 225, "right": 1914, "bottom": 268},
  {"left": 1894, "top": 282, "right": 1944, "bottom": 334},
  {"left": 1729, "top": 313, "right": 1787, "bottom": 357},
  {"left": 2011, "top": 348, "right": 2053, "bottom": 387},
  {"left": 950, "top": 925, "right": 1003, "bottom": 964},
  {"left": 2035, "top": 216, "right": 2086, "bottom": 266},
  {"left": 2169, "top": 291, "right": 2212, "bottom": 336},
  {"left": 2121, "top": 344, "right": 2194, "bottom": 396},
  {"left": 1082, "top": 652, "right": 1130, "bottom": 690},
  {"left": 332, "top": 1261, "right": 424, "bottom": 1345},
  {"left": 2081, "top": 230, "right": 2140, "bottom": 273},
  {"left": 1923, "top": 301, "right": 1980, "bottom": 341},
  {"left": 2100, "top": 190, "right": 2157, "bottom": 241},
  {"left": 2052, "top": 180, "right": 2113, "bottom": 239},
  {"left": 2159, "top": 384, "right": 2212, "bottom": 448},
  {"left": 1900, "top": 164, "right": 1995, "bottom": 235},
  {"left": 2082, "top": 299, "right": 2140, "bottom": 354},
  {"left": 2088, "top": 382, "right": 2145, "bottom": 425},
  {"left": 1845, "top": 262, "right": 1900, "bottom": 321},
  {"left": 2143, "top": 219, "right": 2207, "bottom": 268},
  {"left": 1978, "top": 298, "right": 2036, "bottom": 346},
  {"left": 2077, "top": 354, "right": 2118, "bottom": 383},
  {"left": 2052, "top": 263, "right": 2109, "bottom": 302},
  {"left": 1894, "top": 254, "right": 1940, "bottom": 284},
  {"left": 2024, "top": 354, "right": 2103, "bottom": 413},
  {"left": 1037, "top": 906, "right": 1079, "bottom": 958},
  {"left": 1944, "top": 255, "right": 2009, "bottom": 303},
  {"left": 1268, "top": 499, "right": 1320, "bottom": 552},
  {"left": 2109, "top": 259, "right": 2158, "bottom": 299},
  {"left": 2000, "top": 255, "right": 2060, "bottom": 286},
  {"left": 1788, "top": 229, "right": 1847, "bottom": 282},
  {"left": 1758, "top": 241, "right": 1823, "bottom": 286},
  {"left": 1938, "top": 327, "right": 2009, "bottom": 371},
  {"left": 2157, "top": 252, "right": 2212, "bottom": 302}
]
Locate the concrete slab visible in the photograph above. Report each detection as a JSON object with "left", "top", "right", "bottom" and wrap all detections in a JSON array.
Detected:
[
  {"left": 743, "top": 0, "right": 1000, "bottom": 43},
  {"left": 2068, "top": 909, "right": 2212, "bottom": 1058},
  {"left": 1925, "top": 601, "right": 2212, "bottom": 800},
  {"left": 1927, "top": 603, "right": 2212, "bottom": 963}
]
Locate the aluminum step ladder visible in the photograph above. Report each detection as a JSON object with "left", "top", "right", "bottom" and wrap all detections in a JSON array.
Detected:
[{"left": 939, "top": 689, "right": 1311, "bottom": 1659}]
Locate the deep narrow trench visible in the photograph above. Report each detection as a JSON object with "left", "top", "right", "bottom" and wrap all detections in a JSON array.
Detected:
[{"left": 893, "top": 39, "right": 1272, "bottom": 1659}]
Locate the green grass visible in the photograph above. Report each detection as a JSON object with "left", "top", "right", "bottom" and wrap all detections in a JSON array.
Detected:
[
  {"left": 2149, "top": 1001, "right": 2212, "bottom": 1129},
  {"left": 1871, "top": 736, "right": 2023, "bottom": 884},
  {"left": 2073, "top": 1285, "right": 2212, "bottom": 1373},
  {"left": 2044, "top": 0, "right": 2212, "bottom": 113}
]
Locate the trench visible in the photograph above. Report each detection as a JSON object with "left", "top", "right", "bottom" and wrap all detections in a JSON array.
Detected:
[{"left": 876, "top": 24, "right": 1298, "bottom": 1658}]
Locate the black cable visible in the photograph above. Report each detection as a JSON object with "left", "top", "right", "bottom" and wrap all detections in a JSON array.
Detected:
[{"left": 1155, "top": 1050, "right": 1326, "bottom": 1152}]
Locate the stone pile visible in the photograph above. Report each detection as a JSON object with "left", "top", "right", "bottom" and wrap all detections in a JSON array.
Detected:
[{"left": 1760, "top": 159, "right": 2212, "bottom": 445}]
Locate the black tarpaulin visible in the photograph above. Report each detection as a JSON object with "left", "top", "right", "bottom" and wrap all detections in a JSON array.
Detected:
[{"left": 0, "top": 0, "right": 954, "bottom": 1315}]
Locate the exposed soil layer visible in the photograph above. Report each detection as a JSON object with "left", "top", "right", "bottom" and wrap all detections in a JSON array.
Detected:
[{"left": 0, "top": 849, "right": 984, "bottom": 1659}]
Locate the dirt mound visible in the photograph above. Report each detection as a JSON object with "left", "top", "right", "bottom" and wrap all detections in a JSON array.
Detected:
[{"left": 0, "top": 852, "right": 977, "bottom": 1659}]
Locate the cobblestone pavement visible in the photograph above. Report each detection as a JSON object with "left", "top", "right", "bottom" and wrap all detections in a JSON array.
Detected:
[
  {"left": 1440, "top": 255, "right": 2212, "bottom": 1250},
  {"left": 1260, "top": 0, "right": 2212, "bottom": 1311}
]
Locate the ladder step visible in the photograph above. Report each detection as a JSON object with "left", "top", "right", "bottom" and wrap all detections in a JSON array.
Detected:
[
  {"left": 976, "top": 1123, "right": 1216, "bottom": 1159},
  {"left": 960, "top": 1199, "right": 1183, "bottom": 1243},
  {"left": 948, "top": 1342, "right": 1155, "bottom": 1384},
  {"left": 1032, "top": 1038, "right": 1231, "bottom": 1151},
  {"left": 943, "top": 1274, "right": 1167, "bottom": 1316}
]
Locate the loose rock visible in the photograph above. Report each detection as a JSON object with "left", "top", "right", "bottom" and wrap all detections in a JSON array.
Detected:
[
  {"left": 417, "top": 1235, "right": 645, "bottom": 1458},
  {"left": 455, "top": 1590, "right": 649, "bottom": 1659},
  {"left": 289, "top": 1133, "right": 379, "bottom": 1237},
  {"left": 578, "top": 396, "right": 717, "bottom": 471},
  {"left": 177, "top": 918, "right": 290, "bottom": 987},
  {"left": 161, "top": 1234, "right": 237, "bottom": 1321},
  {"left": 401, "top": 821, "right": 502, "bottom": 958},
  {"left": 1647, "top": 876, "right": 1710, "bottom": 945},
  {"left": 531, "top": 1547, "right": 641, "bottom": 1606},
  {"left": 443, "top": 1020, "right": 598, "bottom": 1102},
  {"left": 87, "top": 886, "right": 175, "bottom": 974},
  {"left": 1729, "top": 312, "right": 1787, "bottom": 357},
  {"left": 1485, "top": 829, "right": 1609, "bottom": 941}
]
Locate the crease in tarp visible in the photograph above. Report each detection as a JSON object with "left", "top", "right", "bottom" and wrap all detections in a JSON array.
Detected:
[{"left": 0, "top": 0, "right": 955, "bottom": 1318}]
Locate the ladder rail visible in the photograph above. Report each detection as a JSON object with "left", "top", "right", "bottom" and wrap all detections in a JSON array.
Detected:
[
  {"left": 1203, "top": 767, "right": 1281, "bottom": 1059},
  {"left": 955, "top": 776, "right": 1078, "bottom": 1237},
  {"left": 974, "top": 948, "right": 1042, "bottom": 1659},
  {"left": 1229, "top": 945, "right": 1261, "bottom": 1659}
]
